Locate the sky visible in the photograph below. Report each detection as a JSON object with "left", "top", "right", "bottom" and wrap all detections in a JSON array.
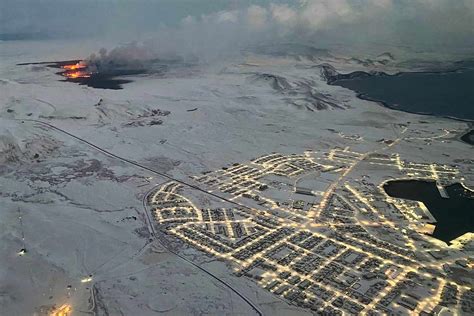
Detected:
[{"left": 1, "top": 0, "right": 474, "bottom": 54}]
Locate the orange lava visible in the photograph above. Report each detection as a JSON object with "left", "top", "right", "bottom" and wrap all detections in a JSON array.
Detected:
[
  {"left": 64, "top": 71, "right": 91, "bottom": 79},
  {"left": 62, "top": 61, "right": 91, "bottom": 79},
  {"left": 62, "top": 62, "right": 86, "bottom": 70}
]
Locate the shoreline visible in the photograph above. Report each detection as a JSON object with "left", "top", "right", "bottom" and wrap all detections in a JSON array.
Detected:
[
  {"left": 383, "top": 180, "right": 474, "bottom": 244},
  {"left": 324, "top": 66, "right": 474, "bottom": 124},
  {"left": 349, "top": 91, "right": 474, "bottom": 124},
  {"left": 460, "top": 129, "right": 474, "bottom": 145}
]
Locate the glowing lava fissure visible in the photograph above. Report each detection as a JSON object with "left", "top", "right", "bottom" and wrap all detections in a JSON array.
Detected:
[
  {"left": 62, "top": 62, "right": 86, "bottom": 70},
  {"left": 63, "top": 70, "right": 91, "bottom": 79},
  {"left": 61, "top": 61, "right": 93, "bottom": 79},
  {"left": 19, "top": 59, "right": 157, "bottom": 89}
]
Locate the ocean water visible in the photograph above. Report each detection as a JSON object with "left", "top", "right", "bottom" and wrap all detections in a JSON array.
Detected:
[
  {"left": 384, "top": 180, "right": 474, "bottom": 243},
  {"left": 332, "top": 69, "right": 474, "bottom": 121}
]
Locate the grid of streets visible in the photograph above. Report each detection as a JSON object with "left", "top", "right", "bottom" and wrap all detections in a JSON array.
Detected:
[{"left": 148, "top": 147, "right": 473, "bottom": 315}]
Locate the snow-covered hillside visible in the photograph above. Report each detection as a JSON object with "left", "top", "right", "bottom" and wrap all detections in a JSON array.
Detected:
[{"left": 0, "top": 40, "right": 472, "bottom": 315}]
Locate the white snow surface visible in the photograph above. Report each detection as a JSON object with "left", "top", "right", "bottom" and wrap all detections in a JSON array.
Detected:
[{"left": 0, "top": 39, "right": 472, "bottom": 315}]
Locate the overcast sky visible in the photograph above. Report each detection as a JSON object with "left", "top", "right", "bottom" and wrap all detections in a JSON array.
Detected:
[{"left": 1, "top": 0, "right": 473, "bottom": 53}]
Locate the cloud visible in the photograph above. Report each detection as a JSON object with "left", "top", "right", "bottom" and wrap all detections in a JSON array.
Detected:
[
  {"left": 175, "top": 0, "right": 474, "bottom": 51},
  {"left": 270, "top": 4, "right": 298, "bottom": 28},
  {"left": 213, "top": 10, "right": 239, "bottom": 24},
  {"left": 246, "top": 5, "right": 268, "bottom": 30},
  {"left": 2, "top": 0, "right": 473, "bottom": 55}
]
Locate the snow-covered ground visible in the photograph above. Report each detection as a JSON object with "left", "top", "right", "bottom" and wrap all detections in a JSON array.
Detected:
[{"left": 0, "top": 39, "right": 472, "bottom": 315}]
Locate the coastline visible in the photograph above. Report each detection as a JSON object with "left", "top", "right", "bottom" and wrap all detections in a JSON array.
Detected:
[
  {"left": 460, "top": 129, "right": 474, "bottom": 145},
  {"left": 348, "top": 91, "right": 474, "bottom": 124},
  {"left": 323, "top": 66, "right": 474, "bottom": 124}
]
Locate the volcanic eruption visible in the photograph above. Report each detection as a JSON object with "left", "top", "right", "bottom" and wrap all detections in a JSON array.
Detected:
[
  {"left": 20, "top": 41, "right": 195, "bottom": 89},
  {"left": 61, "top": 61, "right": 92, "bottom": 79},
  {"left": 50, "top": 56, "right": 137, "bottom": 90}
]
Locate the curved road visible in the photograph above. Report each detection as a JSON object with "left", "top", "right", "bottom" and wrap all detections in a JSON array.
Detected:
[
  {"left": 142, "top": 185, "right": 263, "bottom": 316},
  {"left": 18, "top": 119, "right": 263, "bottom": 316}
]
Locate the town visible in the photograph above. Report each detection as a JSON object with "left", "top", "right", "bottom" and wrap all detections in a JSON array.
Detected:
[{"left": 148, "top": 149, "right": 473, "bottom": 315}]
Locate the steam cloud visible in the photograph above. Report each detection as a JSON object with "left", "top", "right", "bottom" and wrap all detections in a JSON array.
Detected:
[
  {"left": 3, "top": 0, "right": 473, "bottom": 63},
  {"left": 179, "top": 0, "right": 474, "bottom": 50}
]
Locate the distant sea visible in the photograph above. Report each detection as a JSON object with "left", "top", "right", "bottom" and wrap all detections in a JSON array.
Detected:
[{"left": 331, "top": 68, "right": 474, "bottom": 121}]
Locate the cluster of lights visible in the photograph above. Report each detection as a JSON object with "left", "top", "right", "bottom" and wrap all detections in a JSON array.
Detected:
[
  {"left": 148, "top": 146, "right": 470, "bottom": 315},
  {"left": 49, "top": 304, "right": 71, "bottom": 316}
]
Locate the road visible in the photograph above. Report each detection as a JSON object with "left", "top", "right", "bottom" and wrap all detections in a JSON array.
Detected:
[{"left": 18, "top": 119, "right": 263, "bottom": 316}]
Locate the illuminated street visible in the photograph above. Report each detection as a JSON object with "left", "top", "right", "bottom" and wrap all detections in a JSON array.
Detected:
[
  {"left": 1, "top": 6, "right": 473, "bottom": 313},
  {"left": 150, "top": 146, "right": 473, "bottom": 315}
]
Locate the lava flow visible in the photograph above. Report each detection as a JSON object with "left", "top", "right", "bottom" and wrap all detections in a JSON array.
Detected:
[
  {"left": 61, "top": 62, "right": 91, "bottom": 78},
  {"left": 64, "top": 71, "right": 91, "bottom": 79},
  {"left": 62, "top": 62, "right": 85, "bottom": 70}
]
